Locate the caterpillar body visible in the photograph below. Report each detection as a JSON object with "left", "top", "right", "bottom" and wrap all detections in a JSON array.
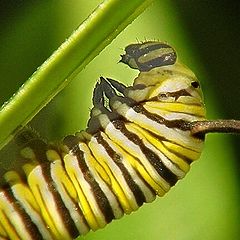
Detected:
[{"left": 0, "top": 41, "right": 206, "bottom": 240}]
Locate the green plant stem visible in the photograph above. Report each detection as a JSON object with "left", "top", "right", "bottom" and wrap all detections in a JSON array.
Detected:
[{"left": 0, "top": 0, "right": 153, "bottom": 150}]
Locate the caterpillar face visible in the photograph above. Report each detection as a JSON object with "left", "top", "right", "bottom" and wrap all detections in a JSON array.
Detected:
[
  {"left": 0, "top": 41, "right": 206, "bottom": 240},
  {"left": 120, "top": 41, "right": 177, "bottom": 72},
  {"left": 121, "top": 41, "right": 204, "bottom": 106}
]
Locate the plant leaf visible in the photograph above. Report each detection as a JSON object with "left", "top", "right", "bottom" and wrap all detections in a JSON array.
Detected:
[{"left": 0, "top": 0, "right": 153, "bottom": 149}]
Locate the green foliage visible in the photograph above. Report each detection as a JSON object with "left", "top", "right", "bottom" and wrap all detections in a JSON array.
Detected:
[
  {"left": 0, "top": 1, "right": 239, "bottom": 240},
  {"left": 0, "top": 0, "right": 153, "bottom": 149}
]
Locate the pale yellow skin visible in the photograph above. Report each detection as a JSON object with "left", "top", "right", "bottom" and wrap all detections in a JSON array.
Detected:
[{"left": 0, "top": 42, "right": 206, "bottom": 240}]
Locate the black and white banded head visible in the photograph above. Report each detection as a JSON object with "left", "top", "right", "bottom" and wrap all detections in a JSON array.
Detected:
[{"left": 120, "top": 41, "right": 177, "bottom": 72}]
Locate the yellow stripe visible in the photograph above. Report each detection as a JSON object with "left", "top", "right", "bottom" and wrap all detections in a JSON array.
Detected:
[
  {"left": 0, "top": 193, "right": 21, "bottom": 240},
  {"left": 63, "top": 153, "right": 99, "bottom": 231},
  {"left": 126, "top": 123, "right": 190, "bottom": 173},
  {"left": 46, "top": 150, "right": 79, "bottom": 208},
  {"left": 47, "top": 150, "right": 90, "bottom": 235},
  {"left": 105, "top": 123, "right": 170, "bottom": 192},
  {"left": 144, "top": 101, "right": 205, "bottom": 117},
  {"left": 0, "top": 217, "right": 8, "bottom": 239},
  {"left": 0, "top": 211, "right": 20, "bottom": 240},
  {"left": 79, "top": 143, "right": 123, "bottom": 220},
  {"left": 4, "top": 171, "right": 54, "bottom": 240},
  {"left": 23, "top": 164, "right": 64, "bottom": 239},
  {"left": 101, "top": 132, "right": 155, "bottom": 205},
  {"left": 4, "top": 171, "right": 40, "bottom": 212},
  {"left": 104, "top": 134, "right": 165, "bottom": 197},
  {"left": 89, "top": 139, "right": 133, "bottom": 214},
  {"left": 162, "top": 141, "right": 202, "bottom": 162},
  {"left": 79, "top": 144, "right": 107, "bottom": 228},
  {"left": 125, "top": 108, "right": 202, "bottom": 152}
]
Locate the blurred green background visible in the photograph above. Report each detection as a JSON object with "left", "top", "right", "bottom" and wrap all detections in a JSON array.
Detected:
[{"left": 0, "top": 1, "right": 239, "bottom": 239}]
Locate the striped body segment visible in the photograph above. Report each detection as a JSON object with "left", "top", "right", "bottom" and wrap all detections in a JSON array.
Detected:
[{"left": 0, "top": 41, "right": 206, "bottom": 239}]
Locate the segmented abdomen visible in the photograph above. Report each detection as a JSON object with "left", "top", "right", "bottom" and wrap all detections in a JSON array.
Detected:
[{"left": 0, "top": 41, "right": 206, "bottom": 240}]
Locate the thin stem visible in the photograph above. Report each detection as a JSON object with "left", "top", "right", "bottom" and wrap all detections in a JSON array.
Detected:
[
  {"left": 0, "top": 0, "right": 153, "bottom": 150},
  {"left": 190, "top": 119, "right": 240, "bottom": 137}
]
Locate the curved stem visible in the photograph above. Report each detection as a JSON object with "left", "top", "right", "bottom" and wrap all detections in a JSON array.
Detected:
[{"left": 190, "top": 119, "right": 240, "bottom": 137}]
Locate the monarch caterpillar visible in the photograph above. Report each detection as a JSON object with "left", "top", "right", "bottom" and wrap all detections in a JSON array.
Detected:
[{"left": 0, "top": 40, "right": 214, "bottom": 240}]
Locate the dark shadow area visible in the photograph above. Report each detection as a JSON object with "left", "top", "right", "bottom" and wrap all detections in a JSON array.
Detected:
[{"left": 176, "top": 1, "right": 240, "bottom": 175}]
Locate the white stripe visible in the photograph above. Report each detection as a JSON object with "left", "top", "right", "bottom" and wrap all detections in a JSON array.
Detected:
[
  {"left": 89, "top": 137, "right": 139, "bottom": 211},
  {"left": 65, "top": 148, "right": 107, "bottom": 228},
  {"left": 80, "top": 143, "right": 123, "bottom": 220},
  {"left": 101, "top": 132, "right": 156, "bottom": 203},
  {"left": 28, "top": 165, "right": 71, "bottom": 239},
  {"left": 144, "top": 105, "right": 204, "bottom": 121},
  {"left": 105, "top": 123, "right": 170, "bottom": 192},
  {"left": 142, "top": 139, "right": 185, "bottom": 178},
  {"left": 50, "top": 159, "right": 89, "bottom": 235},
  {"left": 125, "top": 108, "right": 203, "bottom": 151},
  {"left": 0, "top": 191, "right": 33, "bottom": 240},
  {"left": 11, "top": 185, "right": 54, "bottom": 240}
]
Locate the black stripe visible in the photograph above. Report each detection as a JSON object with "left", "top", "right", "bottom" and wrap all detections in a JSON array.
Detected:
[
  {"left": 95, "top": 132, "right": 146, "bottom": 207},
  {"left": 41, "top": 162, "right": 79, "bottom": 238},
  {"left": 64, "top": 135, "right": 115, "bottom": 224},
  {"left": 0, "top": 207, "right": 20, "bottom": 239},
  {"left": 125, "top": 42, "right": 172, "bottom": 59},
  {"left": 112, "top": 120, "right": 178, "bottom": 186},
  {"left": 161, "top": 142, "right": 194, "bottom": 165},
  {"left": 3, "top": 186, "right": 43, "bottom": 240},
  {"left": 50, "top": 146, "right": 90, "bottom": 234},
  {"left": 121, "top": 42, "right": 177, "bottom": 72},
  {"left": 137, "top": 52, "right": 177, "bottom": 72},
  {"left": 133, "top": 104, "right": 205, "bottom": 143},
  {"left": 149, "top": 89, "right": 191, "bottom": 102},
  {"left": 133, "top": 105, "right": 191, "bottom": 131},
  {"left": 106, "top": 78, "right": 127, "bottom": 94},
  {"left": 21, "top": 135, "right": 89, "bottom": 236},
  {"left": 26, "top": 139, "right": 81, "bottom": 237},
  {"left": 140, "top": 127, "right": 194, "bottom": 165},
  {"left": 60, "top": 181, "right": 90, "bottom": 230}
]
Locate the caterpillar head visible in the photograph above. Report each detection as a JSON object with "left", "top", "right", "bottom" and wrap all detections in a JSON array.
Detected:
[
  {"left": 120, "top": 41, "right": 177, "bottom": 72},
  {"left": 121, "top": 41, "right": 204, "bottom": 106}
]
